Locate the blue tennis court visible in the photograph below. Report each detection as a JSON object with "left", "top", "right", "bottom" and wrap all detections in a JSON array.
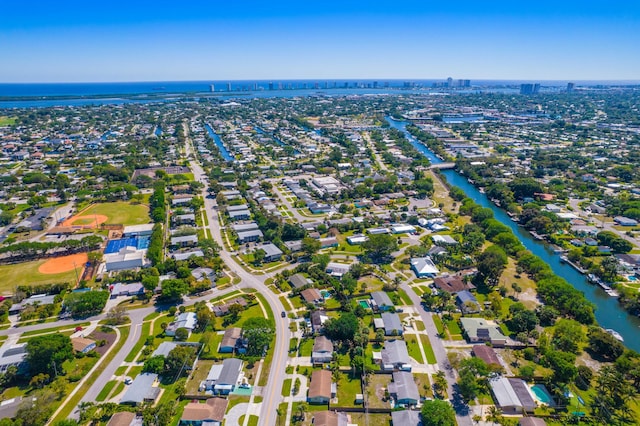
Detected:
[{"left": 105, "top": 237, "right": 139, "bottom": 254}]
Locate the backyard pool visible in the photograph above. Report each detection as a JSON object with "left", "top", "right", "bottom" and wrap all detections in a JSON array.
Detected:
[
  {"left": 531, "top": 384, "right": 555, "bottom": 406},
  {"left": 321, "top": 290, "right": 331, "bottom": 299},
  {"left": 358, "top": 300, "right": 370, "bottom": 309}
]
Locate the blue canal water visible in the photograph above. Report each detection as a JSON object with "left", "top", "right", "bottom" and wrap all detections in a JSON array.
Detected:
[
  {"left": 204, "top": 123, "right": 233, "bottom": 162},
  {"left": 386, "top": 117, "right": 640, "bottom": 351}
]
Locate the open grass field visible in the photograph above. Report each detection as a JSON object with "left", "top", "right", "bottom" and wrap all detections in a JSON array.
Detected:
[
  {"left": 0, "top": 259, "right": 79, "bottom": 294},
  {"left": 0, "top": 116, "right": 17, "bottom": 126},
  {"left": 75, "top": 202, "right": 150, "bottom": 226}
]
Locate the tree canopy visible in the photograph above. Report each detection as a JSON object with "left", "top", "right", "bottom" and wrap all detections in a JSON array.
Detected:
[
  {"left": 26, "top": 334, "right": 74, "bottom": 376},
  {"left": 242, "top": 317, "right": 275, "bottom": 357},
  {"left": 420, "top": 399, "right": 456, "bottom": 426}
]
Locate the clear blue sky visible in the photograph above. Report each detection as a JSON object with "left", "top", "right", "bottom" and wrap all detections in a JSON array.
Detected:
[{"left": 1, "top": 0, "right": 638, "bottom": 82}]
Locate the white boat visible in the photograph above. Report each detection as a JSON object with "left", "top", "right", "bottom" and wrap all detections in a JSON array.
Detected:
[{"left": 605, "top": 329, "right": 624, "bottom": 342}]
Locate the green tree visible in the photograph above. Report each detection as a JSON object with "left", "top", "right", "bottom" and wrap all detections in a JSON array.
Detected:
[
  {"left": 63, "top": 291, "right": 109, "bottom": 317},
  {"left": 174, "top": 327, "right": 189, "bottom": 341},
  {"left": 587, "top": 327, "right": 625, "bottom": 361},
  {"left": 362, "top": 233, "right": 398, "bottom": 263},
  {"left": 301, "top": 237, "right": 321, "bottom": 257},
  {"left": 242, "top": 317, "right": 275, "bottom": 357},
  {"left": 324, "top": 312, "right": 359, "bottom": 343},
  {"left": 476, "top": 245, "right": 507, "bottom": 288},
  {"left": 164, "top": 346, "right": 196, "bottom": 381},
  {"left": 160, "top": 279, "right": 189, "bottom": 302},
  {"left": 552, "top": 319, "right": 585, "bottom": 354},
  {"left": 26, "top": 334, "right": 74, "bottom": 376},
  {"left": 143, "top": 355, "right": 165, "bottom": 374},
  {"left": 420, "top": 399, "right": 456, "bottom": 426}
]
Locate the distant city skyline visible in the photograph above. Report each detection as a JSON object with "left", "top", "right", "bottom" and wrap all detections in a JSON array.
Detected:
[{"left": 1, "top": 0, "right": 639, "bottom": 82}]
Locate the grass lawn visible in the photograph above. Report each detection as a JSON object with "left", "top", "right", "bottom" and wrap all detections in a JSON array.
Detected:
[
  {"left": 0, "top": 116, "right": 17, "bottom": 126},
  {"left": 414, "top": 373, "right": 433, "bottom": 398},
  {"left": 96, "top": 380, "right": 117, "bottom": 402},
  {"left": 404, "top": 334, "right": 424, "bottom": 364},
  {"left": 396, "top": 288, "right": 413, "bottom": 305},
  {"left": 336, "top": 372, "right": 362, "bottom": 406},
  {"left": 349, "top": 413, "right": 392, "bottom": 426},
  {"left": 282, "top": 378, "right": 292, "bottom": 397},
  {"left": 298, "top": 338, "right": 314, "bottom": 357},
  {"left": 0, "top": 260, "right": 77, "bottom": 293},
  {"left": 420, "top": 334, "right": 437, "bottom": 364},
  {"left": 432, "top": 314, "right": 445, "bottom": 335},
  {"left": 185, "top": 360, "right": 214, "bottom": 395},
  {"left": 366, "top": 374, "right": 392, "bottom": 408},
  {"left": 82, "top": 201, "right": 150, "bottom": 225},
  {"left": 444, "top": 316, "right": 463, "bottom": 339}
]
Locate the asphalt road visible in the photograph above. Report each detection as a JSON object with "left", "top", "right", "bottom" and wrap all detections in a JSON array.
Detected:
[
  {"left": 186, "top": 125, "right": 290, "bottom": 426},
  {"left": 400, "top": 282, "right": 473, "bottom": 426}
]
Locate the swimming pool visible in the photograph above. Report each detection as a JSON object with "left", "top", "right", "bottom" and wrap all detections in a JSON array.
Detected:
[
  {"left": 530, "top": 384, "right": 555, "bottom": 406},
  {"left": 358, "top": 300, "right": 370, "bottom": 309},
  {"left": 628, "top": 276, "right": 638, "bottom": 282},
  {"left": 321, "top": 290, "right": 331, "bottom": 299}
]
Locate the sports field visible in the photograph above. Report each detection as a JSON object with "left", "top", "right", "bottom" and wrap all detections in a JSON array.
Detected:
[
  {"left": 67, "top": 202, "right": 150, "bottom": 226},
  {"left": 0, "top": 258, "right": 82, "bottom": 294}
]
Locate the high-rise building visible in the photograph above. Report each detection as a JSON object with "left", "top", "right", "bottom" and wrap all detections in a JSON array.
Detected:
[
  {"left": 227, "top": 82, "right": 232, "bottom": 91},
  {"left": 567, "top": 82, "right": 575, "bottom": 92},
  {"left": 268, "top": 82, "right": 274, "bottom": 90},
  {"left": 447, "top": 77, "right": 453, "bottom": 88},
  {"left": 520, "top": 83, "right": 540, "bottom": 95},
  {"left": 209, "top": 84, "right": 215, "bottom": 92}
]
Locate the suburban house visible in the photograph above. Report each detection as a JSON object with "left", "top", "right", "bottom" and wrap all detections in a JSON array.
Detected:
[
  {"left": 228, "top": 210, "right": 251, "bottom": 221},
  {"left": 237, "top": 229, "right": 263, "bottom": 243},
  {"left": 308, "top": 369, "right": 334, "bottom": 404},
  {"left": 173, "top": 213, "right": 196, "bottom": 225},
  {"left": 170, "top": 235, "right": 198, "bottom": 247},
  {"left": 312, "top": 411, "right": 350, "bottom": 426},
  {"left": 460, "top": 318, "right": 507, "bottom": 347},
  {"left": 325, "top": 262, "right": 350, "bottom": 278},
  {"left": 489, "top": 377, "right": 537, "bottom": 414},
  {"left": 202, "top": 358, "right": 244, "bottom": 395},
  {"left": 300, "top": 288, "right": 324, "bottom": 305},
  {"left": 166, "top": 312, "right": 198, "bottom": 337},
  {"left": 391, "top": 224, "right": 417, "bottom": 234},
  {"left": 120, "top": 373, "right": 161, "bottom": 406},
  {"left": 0, "top": 344, "right": 27, "bottom": 373},
  {"left": 472, "top": 345, "right": 502, "bottom": 369},
  {"left": 310, "top": 310, "right": 329, "bottom": 333},
  {"left": 288, "top": 273, "right": 309, "bottom": 290},
  {"left": 179, "top": 397, "right": 228, "bottom": 426},
  {"left": 391, "top": 410, "right": 422, "bottom": 425},
  {"left": 106, "top": 412, "right": 141, "bottom": 426},
  {"left": 311, "top": 335, "right": 334, "bottom": 365},
  {"left": 380, "top": 312, "right": 403, "bottom": 336},
  {"left": 432, "top": 235, "right": 458, "bottom": 246},
  {"left": 71, "top": 337, "right": 96, "bottom": 353},
  {"left": 519, "top": 418, "right": 547, "bottom": 426},
  {"left": 410, "top": 257, "right": 439, "bottom": 278},
  {"left": 219, "top": 327, "right": 247, "bottom": 354},
  {"left": 433, "top": 275, "right": 474, "bottom": 293},
  {"left": 211, "top": 297, "right": 248, "bottom": 317},
  {"left": 110, "top": 282, "right": 145, "bottom": 298},
  {"left": 456, "top": 290, "right": 481, "bottom": 314},
  {"left": 377, "top": 339, "right": 411, "bottom": 371},
  {"left": 259, "top": 243, "right": 283, "bottom": 262},
  {"left": 370, "top": 291, "right": 394, "bottom": 312},
  {"left": 388, "top": 371, "right": 420, "bottom": 406}
]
